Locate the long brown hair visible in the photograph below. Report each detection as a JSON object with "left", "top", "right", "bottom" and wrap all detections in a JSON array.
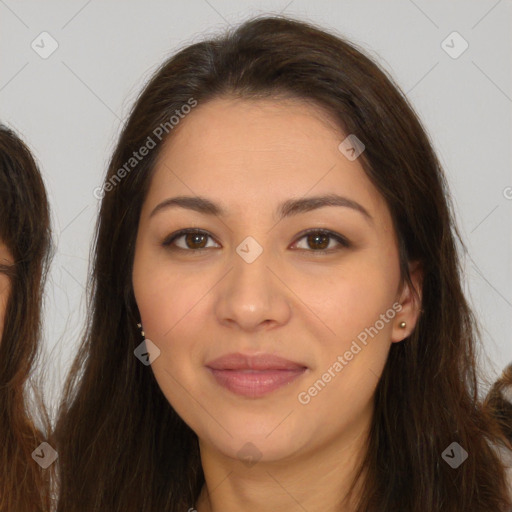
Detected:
[
  {"left": 0, "top": 125, "right": 53, "bottom": 512},
  {"left": 485, "top": 363, "right": 512, "bottom": 444},
  {"left": 54, "top": 15, "right": 512, "bottom": 511}
]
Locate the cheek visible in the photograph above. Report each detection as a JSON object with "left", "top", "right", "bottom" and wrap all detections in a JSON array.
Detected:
[
  {"left": 133, "top": 258, "right": 213, "bottom": 427},
  {"left": 0, "top": 276, "right": 10, "bottom": 338},
  {"left": 134, "top": 262, "right": 208, "bottom": 340},
  {"left": 300, "top": 256, "right": 399, "bottom": 339},
  {"left": 294, "top": 255, "right": 399, "bottom": 401},
  {"left": 132, "top": 247, "right": 213, "bottom": 376}
]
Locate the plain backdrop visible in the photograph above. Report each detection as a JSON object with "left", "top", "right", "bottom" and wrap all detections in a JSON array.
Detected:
[{"left": 0, "top": 0, "right": 511, "bottom": 416}]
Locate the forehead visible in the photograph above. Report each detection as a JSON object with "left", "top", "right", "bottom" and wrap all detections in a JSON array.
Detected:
[
  {"left": 160, "top": 96, "right": 342, "bottom": 158},
  {"left": 144, "top": 97, "right": 390, "bottom": 228}
]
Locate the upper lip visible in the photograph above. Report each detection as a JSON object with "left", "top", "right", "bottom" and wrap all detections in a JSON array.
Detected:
[{"left": 206, "top": 352, "right": 307, "bottom": 371}]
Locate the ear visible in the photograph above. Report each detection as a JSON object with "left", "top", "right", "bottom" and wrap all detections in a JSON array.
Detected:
[{"left": 391, "top": 260, "right": 423, "bottom": 343}]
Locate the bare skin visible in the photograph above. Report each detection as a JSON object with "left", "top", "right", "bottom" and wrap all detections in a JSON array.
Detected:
[
  {"left": 0, "top": 242, "right": 13, "bottom": 340},
  {"left": 132, "top": 97, "right": 422, "bottom": 512}
]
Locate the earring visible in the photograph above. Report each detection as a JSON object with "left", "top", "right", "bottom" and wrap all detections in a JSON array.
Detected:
[
  {"left": 399, "top": 321, "right": 406, "bottom": 329},
  {"left": 137, "top": 322, "right": 145, "bottom": 338}
]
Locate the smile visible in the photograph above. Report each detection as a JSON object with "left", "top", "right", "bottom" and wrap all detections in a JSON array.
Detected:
[{"left": 205, "top": 352, "right": 308, "bottom": 398}]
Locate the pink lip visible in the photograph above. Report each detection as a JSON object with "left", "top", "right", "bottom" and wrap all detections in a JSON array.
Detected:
[{"left": 205, "top": 353, "right": 308, "bottom": 398}]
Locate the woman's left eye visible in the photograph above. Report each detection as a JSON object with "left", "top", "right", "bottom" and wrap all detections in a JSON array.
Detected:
[
  {"left": 291, "top": 229, "right": 351, "bottom": 253},
  {"left": 162, "top": 228, "right": 350, "bottom": 254}
]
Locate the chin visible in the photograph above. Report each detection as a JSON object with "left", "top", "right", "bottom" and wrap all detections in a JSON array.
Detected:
[
  {"left": 210, "top": 436, "right": 303, "bottom": 466},
  {"left": 197, "top": 420, "right": 306, "bottom": 464}
]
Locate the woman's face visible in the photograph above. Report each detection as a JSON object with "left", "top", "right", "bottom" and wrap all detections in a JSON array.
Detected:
[
  {"left": 0, "top": 242, "right": 13, "bottom": 340},
  {"left": 132, "top": 97, "right": 422, "bottom": 463}
]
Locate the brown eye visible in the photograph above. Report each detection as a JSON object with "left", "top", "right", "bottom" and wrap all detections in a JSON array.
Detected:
[
  {"left": 306, "top": 232, "right": 330, "bottom": 250},
  {"left": 162, "top": 229, "right": 218, "bottom": 251},
  {"left": 292, "top": 229, "right": 350, "bottom": 254},
  {"left": 182, "top": 232, "right": 208, "bottom": 249}
]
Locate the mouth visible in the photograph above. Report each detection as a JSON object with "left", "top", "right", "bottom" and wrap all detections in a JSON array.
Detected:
[{"left": 205, "top": 352, "right": 308, "bottom": 398}]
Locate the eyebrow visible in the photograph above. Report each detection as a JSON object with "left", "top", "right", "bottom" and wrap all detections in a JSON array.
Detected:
[{"left": 149, "top": 194, "right": 373, "bottom": 224}]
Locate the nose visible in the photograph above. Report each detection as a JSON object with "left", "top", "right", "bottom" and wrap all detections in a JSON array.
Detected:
[{"left": 214, "top": 246, "right": 292, "bottom": 332}]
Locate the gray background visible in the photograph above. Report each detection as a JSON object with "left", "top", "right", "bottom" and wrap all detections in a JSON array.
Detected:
[{"left": 0, "top": 0, "right": 510, "bottom": 414}]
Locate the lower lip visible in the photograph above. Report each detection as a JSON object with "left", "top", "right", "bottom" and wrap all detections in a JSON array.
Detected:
[{"left": 207, "top": 368, "right": 306, "bottom": 398}]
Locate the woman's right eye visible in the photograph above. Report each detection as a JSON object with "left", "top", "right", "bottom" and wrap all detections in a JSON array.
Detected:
[{"left": 162, "top": 229, "right": 219, "bottom": 252}]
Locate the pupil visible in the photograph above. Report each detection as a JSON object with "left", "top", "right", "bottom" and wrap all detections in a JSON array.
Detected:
[
  {"left": 309, "top": 233, "right": 328, "bottom": 250},
  {"left": 187, "top": 233, "right": 206, "bottom": 249}
]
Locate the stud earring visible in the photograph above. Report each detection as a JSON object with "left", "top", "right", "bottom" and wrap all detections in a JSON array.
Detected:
[
  {"left": 137, "top": 322, "right": 145, "bottom": 338},
  {"left": 399, "top": 321, "right": 406, "bottom": 329}
]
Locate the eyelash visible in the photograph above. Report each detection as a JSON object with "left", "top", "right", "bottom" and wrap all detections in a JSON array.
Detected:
[{"left": 162, "top": 228, "right": 351, "bottom": 255}]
